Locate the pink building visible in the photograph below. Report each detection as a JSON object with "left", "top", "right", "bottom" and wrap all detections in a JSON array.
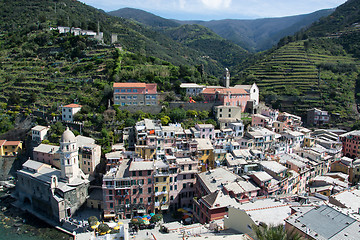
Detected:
[
  {"left": 251, "top": 114, "right": 272, "bottom": 128},
  {"left": 33, "top": 144, "right": 60, "bottom": 168},
  {"left": 113, "top": 82, "right": 158, "bottom": 106},
  {"left": 195, "top": 124, "right": 215, "bottom": 139},
  {"left": 202, "top": 87, "right": 250, "bottom": 112},
  {"left": 173, "top": 158, "right": 198, "bottom": 209}
]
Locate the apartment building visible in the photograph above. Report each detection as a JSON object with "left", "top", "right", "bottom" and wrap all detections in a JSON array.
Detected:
[{"left": 113, "top": 82, "right": 157, "bottom": 106}]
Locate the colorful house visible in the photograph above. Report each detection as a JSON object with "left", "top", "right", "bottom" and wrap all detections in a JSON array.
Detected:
[{"left": 0, "top": 140, "right": 22, "bottom": 156}]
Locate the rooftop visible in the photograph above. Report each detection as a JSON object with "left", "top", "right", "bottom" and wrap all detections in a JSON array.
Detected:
[
  {"left": 195, "top": 138, "right": 214, "bottom": 150},
  {"left": 198, "top": 168, "right": 240, "bottom": 193},
  {"left": 286, "top": 205, "right": 360, "bottom": 240},
  {"left": 250, "top": 171, "right": 272, "bottom": 182},
  {"left": 63, "top": 103, "right": 82, "bottom": 108},
  {"left": 31, "top": 125, "right": 49, "bottom": 132},
  {"left": 237, "top": 198, "right": 293, "bottom": 226},
  {"left": 33, "top": 144, "right": 59, "bottom": 154},
  {"left": 260, "top": 161, "right": 287, "bottom": 174},
  {"left": 129, "top": 161, "right": 154, "bottom": 171}
]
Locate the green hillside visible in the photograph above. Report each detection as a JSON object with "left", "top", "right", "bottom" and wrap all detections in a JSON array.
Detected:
[
  {"left": 235, "top": 39, "right": 359, "bottom": 119},
  {"left": 108, "top": 7, "right": 180, "bottom": 28},
  {"left": 0, "top": 0, "right": 226, "bottom": 74},
  {"left": 161, "top": 24, "right": 249, "bottom": 68}
]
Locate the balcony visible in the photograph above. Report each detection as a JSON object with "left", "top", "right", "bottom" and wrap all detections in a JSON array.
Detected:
[
  {"left": 155, "top": 191, "right": 168, "bottom": 196},
  {"left": 154, "top": 170, "right": 169, "bottom": 177}
]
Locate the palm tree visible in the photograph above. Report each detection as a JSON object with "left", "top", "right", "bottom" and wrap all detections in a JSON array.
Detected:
[{"left": 252, "top": 224, "right": 303, "bottom": 240}]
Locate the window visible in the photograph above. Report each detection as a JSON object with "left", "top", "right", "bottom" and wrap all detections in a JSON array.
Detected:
[
  {"left": 109, "top": 196, "right": 113, "bottom": 200},
  {"left": 139, "top": 171, "right": 142, "bottom": 176},
  {"left": 174, "top": 185, "right": 177, "bottom": 190},
  {"left": 183, "top": 183, "right": 187, "bottom": 189},
  {"left": 133, "top": 95, "right": 137, "bottom": 99},
  {"left": 133, "top": 189, "right": 137, "bottom": 194},
  {"left": 148, "top": 178, "right": 152, "bottom": 184},
  {"left": 170, "top": 186, "right": 173, "bottom": 191},
  {"left": 163, "top": 177, "right": 166, "bottom": 182},
  {"left": 148, "top": 197, "right": 151, "bottom": 203},
  {"left": 170, "top": 196, "right": 174, "bottom": 200},
  {"left": 127, "top": 89, "right": 131, "bottom": 92},
  {"left": 140, "top": 198, "right": 143, "bottom": 203},
  {"left": 148, "top": 187, "right": 151, "bottom": 193},
  {"left": 109, "top": 190, "right": 113, "bottom": 195},
  {"left": 121, "top": 96, "right": 125, "bottom": 99},
  {"left": 148, "top": 170, "right": 152, "bottom": 176},
  {"left": 132, "top": 172, "right": 136, "bottom": 177},
  {"left": 133, "top": 199, "right": 136, "bottom": 204},
  {"left": 121, "top": 89, "right": 125, "bottom": 92},
  {"left": 146, "top": 96, "right": 150, "bottom": 99},
  {"left": 139, "top": 188, "right": 143, "bottom": 194},
  {"left": 127, "top": 96, "right": 131, "bottom": 99},
  {"left": 115, "top": 89, "right": 120, "bottom": 93},
  {"left": 110, "top": 203, "right": 113, "bottom": 208},
  {"left": 152, "top": 96, "right": 156, "bottom": 99},
  {"left": 155, "top": 187, "right": 158, "bottom": 192},
  {"left": 133, "top": 89, "right": 138, "bottom": 93},
  {"left": 170, "top": 177, "right": 173, "bottom": 182},
  {"left": 156, "top": 178, "right": 159, "bottom": 183}
]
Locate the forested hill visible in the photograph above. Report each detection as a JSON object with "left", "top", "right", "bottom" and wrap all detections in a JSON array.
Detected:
[
  {"left": 233, "top": 0, "right": 360, "bottom": 123},
  {"left": 306, "top": 0, "right": 360, "bottom": 37},
  {"left": 110, "top": 7, "right": 334, "bottom": 52},
  {"left": 0, "top": 0, "right": 234, "bottom": 74},
  {"left": 108, "top": 7, "right": 180, "bottom": 28}
]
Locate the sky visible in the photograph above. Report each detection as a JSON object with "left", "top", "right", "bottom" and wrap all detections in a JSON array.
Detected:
[{"left": 80, "top": 0, "right": 347, "bottom": 20}]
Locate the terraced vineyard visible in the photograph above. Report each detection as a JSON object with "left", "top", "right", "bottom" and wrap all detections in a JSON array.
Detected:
[
  {"left": 238, "top": 40, "right": 360, "bottom": 119},
  {"left": 0, "top": 37, "right": 115, "bottom": 110}
]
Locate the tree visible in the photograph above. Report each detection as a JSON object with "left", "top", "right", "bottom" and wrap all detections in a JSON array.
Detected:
[
  {"left": 98, "top": 223, "right": 110, "bottom": 234},
  {"left": 88, "top": 216, "right": 98, "bottom": 226},
  {"left": 252, "top": 224, "right": 303, "bottom": 240},
  {"left": 169, "top": 108, "right": 186, "bottom": 122},
  {"left": 161, "top": 115, "right": 170, "bottom": 125},
  {"left": 198, "top": 110, "right": 209, "bottom": 120},
  {"left": 150, "top": 214, "right": 163, "bottom": 223}
]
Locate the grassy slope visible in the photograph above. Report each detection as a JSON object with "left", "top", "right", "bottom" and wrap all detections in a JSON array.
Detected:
[{"left": 236, "top": 39, "right": 359, "bottom": 119}]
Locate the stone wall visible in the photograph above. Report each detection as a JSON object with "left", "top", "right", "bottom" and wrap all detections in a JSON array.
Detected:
[{"left": 168, "top": 102, "right": 219, "bottom": 112}]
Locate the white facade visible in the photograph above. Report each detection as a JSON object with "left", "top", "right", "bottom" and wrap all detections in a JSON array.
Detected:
[
  {"left": 60, "top": 127, "right": 81, "bottom": 182},
  {"left": 31, "top": 125, "right": 49, "bottom": 142},
  {"left": 62, "top": 104, "right": 81, "bottom": 122},
  {"left": 180, "top": 83, "right": 205, "bottom": 96},
  {"left": 249, "top": 83, "right": 259, "bottom": 105}
]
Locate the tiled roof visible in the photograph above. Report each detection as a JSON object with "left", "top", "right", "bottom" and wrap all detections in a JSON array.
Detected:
[
  {"left": 113, "top": 82, "right": 146, "bottom": 88},
  {"left": 202, "top": 87, "right": 248, "bottom": 95},
  {"left": 3, "top": 141, "right": 21, "bottom": 146},
  {"left": 63, "top": 103, "right": 82, "bottom": 108}
]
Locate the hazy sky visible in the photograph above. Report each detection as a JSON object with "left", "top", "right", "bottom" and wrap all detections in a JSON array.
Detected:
[{"left": 80, "top": 0, "right": 347, "bottom": 20}]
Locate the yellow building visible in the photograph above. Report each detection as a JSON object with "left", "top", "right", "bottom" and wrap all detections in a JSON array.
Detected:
[
  {"left": 303, "top": 137, "right": 315, "bottom": 148},
  {"left": 195, "top": 138, "right": 214, "bottom": 172},
  {"left": 0, "top": 140, "right": 22, "bottom": 156},
  {"left": 153, "top": 161, "right": 170, "bottom": 213},
  {"left": 135, "top": 145, "right": 156, "bottom": 160}
]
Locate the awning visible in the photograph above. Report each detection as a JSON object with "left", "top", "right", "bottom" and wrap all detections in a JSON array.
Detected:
[
  {"left": 104, "top": 213, "right": 116, "bottom": 218},
  {"left": 161, "top": 205, "right": 169, "bottom": 210}
]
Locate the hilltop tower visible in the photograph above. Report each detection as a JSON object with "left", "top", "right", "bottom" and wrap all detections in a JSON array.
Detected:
[{"left": 224, "top": 68, "right": 230, "bottom": 88}]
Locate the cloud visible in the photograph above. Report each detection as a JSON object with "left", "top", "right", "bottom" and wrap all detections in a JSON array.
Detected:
[{"left": 200, "top": 0, "right": 232, "bottom": 9}]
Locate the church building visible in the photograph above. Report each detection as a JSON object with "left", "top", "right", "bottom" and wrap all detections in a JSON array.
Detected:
[{"left": 16, "top": 127, "right": 89, "bottom": 222}]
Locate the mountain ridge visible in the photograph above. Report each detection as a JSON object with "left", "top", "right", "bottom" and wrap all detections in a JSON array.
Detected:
[{"left": 109, "top": 7, "right": 334, "bottom": 51}]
